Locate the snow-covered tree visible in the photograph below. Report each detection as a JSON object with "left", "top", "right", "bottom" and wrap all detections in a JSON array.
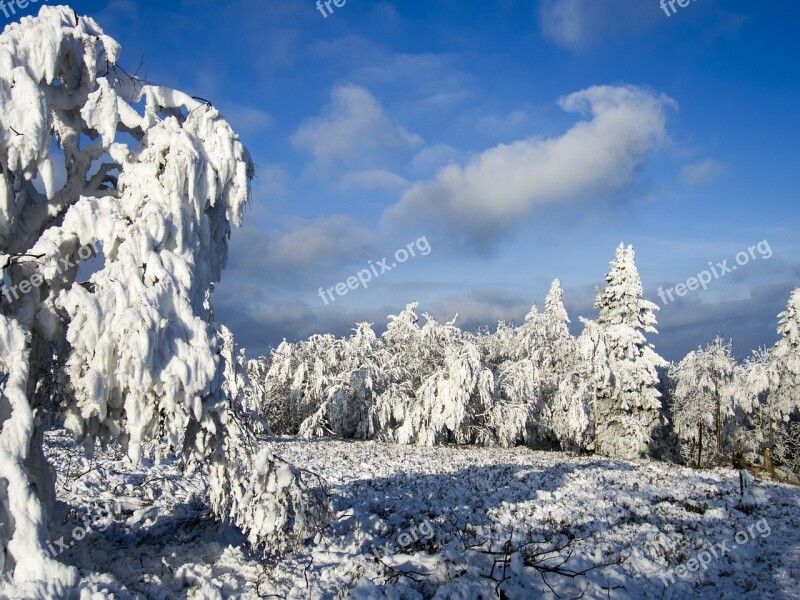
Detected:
[
  {"left": 668, "top": 337, "right": 736, "bottom": 467},
  {"left": 395, "top": 313, "right": 495, "bottom": 445},
  {"left": 299, "top": 323, "right": 388, "bottom": 439},
  {"left": 730, "top": 292, "right": 800, "bottom": 474},
  {"left": 475, "top": 320, "right": 516, "bottom": 364},
  {"left": 746, "top": 289, "right": 800, "bottom": 473},
  {"left": 488, "top": 303, "right": 548, "bottom": 447},
  {"left": 548, "top": 317, "right": 610, "bottom": 452},
  {"left": 772, "top": 289, "right": 800, "bottom": 425},
  {"left": 396, "top": 342, "right": 494, "bottom": 446},
  {"left": 0, "top": 7, "right": 321, "bottom": 586},
  {"left": 539, "top": 280, "right": 590, "bottom": 447},
  {"left": 776, "top": 422, "right": 800, "bottom": 476},
  {"left": 257, "top": 334, "right": 344, "bottom": 434},
  {"left": 736, "top": 348, "right": 778, "bottom": 464},
  {"left": 594, "top": 244, "right": 668, "bottom": 459}
]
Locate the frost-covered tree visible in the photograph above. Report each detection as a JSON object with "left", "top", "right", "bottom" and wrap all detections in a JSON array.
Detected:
[
  {"left": 749, "top": 289, "right": 800, "bottom": 473},
  {"left": 729, "top": 292, "right": 800, "bottom": 474},
  {"left": 776, "top": 422, "right": 800, "bottom": 476},
  {"left": 475, "top": 320, "right": 516, "bottom": 364},
  {"left": 594, "top": 244, "right": 667, "bottom": 459},
  {"left": 392, "top": 312, "right": 494, "bottom": 445},
  {"left": 548, "top": 317, "right": 611, "bottom": 452},
  {"left": 299, "top": 323, "right": 388, "bottom": 439},
  {"left": 772, "top": 289, "right": 800, "bottom": 425},
  {"left": 490, "top": 303, "right": 551, "bottom": 447},
  {"left": 258, "top": 334, "right": 344, "bottom": 434},
  {"left": 0, "top": 7, "right": 321, "bottom": 586},
  {"left": 668, "top": 338, "right": 736, "bottom": 467},
  {"left": 737, "top": 348, "right": 778, "bottom": 464},
  {"left": 540, "top": 280, "right": 588, "bottom": 447}
]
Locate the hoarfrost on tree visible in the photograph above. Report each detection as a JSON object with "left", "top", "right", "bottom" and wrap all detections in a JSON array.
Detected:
[
  {"left": 0, "top": 6, "right": 323, "bottom": 588},
  {"left": 593, "top": 243, "right": 667, "bottom": 459},
  {"left": 667, "top": 337, "right": 736, "bottom": 467}
]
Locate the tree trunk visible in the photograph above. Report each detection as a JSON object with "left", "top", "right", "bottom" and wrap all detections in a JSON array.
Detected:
[{"left": 697, "top": 422, "right": 703, "bottom": 468}]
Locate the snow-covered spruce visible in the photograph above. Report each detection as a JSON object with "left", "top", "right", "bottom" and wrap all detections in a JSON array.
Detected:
[
  {"left": 593, "top": 243, "right": 668, "bottom": 460},
  {"left": 0, "top": 6, "right": 323, "bottom": 589}
]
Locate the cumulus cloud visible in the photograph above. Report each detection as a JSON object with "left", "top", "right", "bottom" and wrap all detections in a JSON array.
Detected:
[
  {"left": 291, "top": 84, "right": 422, "bottom": 172},
  {"left": 680, "top": 158, "right": 727, "bottom": 185},
  {"left": 384, "top": 85, "right": 676, "bottom": 248}
]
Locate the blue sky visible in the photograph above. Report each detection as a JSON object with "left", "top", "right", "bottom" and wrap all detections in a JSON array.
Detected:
[{"left": 7, "top": 0, "right": 799, "bottom": 361}]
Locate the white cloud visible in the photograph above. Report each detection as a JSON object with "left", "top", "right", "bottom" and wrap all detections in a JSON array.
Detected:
[
  {"left": 411, "top": 144, "right": 461, "bottom": 172},
  {"left": 221, "top": 215, "right": 379, "bottom": 293},
  {"left": 250, "top": 164, "right": 288, "bottom": 202},
  {"left": 680, "top": 158, "right": 726, "bottom": 185},
  {"left": 384, "top": 85, "right": 676, "bottom": 247},
  {"left": 219, "top": 103, "right": 274, "bottom": 136},
  {"left": 539, "top": 0, "right": 660, "bottom": 52},
  {"left": 291, "top": 84, "right": 422, "bottom": 173}
]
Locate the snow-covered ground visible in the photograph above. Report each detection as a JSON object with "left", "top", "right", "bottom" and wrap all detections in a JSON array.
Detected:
[{"left": 2, "top": 430, "right": 798, "bottom": 599}]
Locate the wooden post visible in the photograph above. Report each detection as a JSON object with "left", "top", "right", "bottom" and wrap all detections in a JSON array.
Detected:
[
  {"left": 715, "top": 380, "right": 722, "bottom": 459},
  {"left": 764, "top": 446, "right": 775, "bottom": 476}
]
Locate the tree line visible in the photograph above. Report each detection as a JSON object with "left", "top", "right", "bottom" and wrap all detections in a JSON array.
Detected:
[{"left": 249, "top": 244, "right": 800, "bottom": 476}]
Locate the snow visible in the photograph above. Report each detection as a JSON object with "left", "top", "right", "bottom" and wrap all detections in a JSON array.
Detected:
[{"left": 1, "top": 429, "right": 795, "bottom": 598}]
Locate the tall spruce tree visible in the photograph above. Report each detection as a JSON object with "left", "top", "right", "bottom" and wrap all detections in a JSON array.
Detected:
[{"left": 594, "top": 244, "right": 667, "bottom": 459}]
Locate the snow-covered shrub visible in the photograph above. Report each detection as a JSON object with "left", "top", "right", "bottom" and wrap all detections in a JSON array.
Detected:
[{"left": 0, "top": 6, "right": 321, "bottom": 586}]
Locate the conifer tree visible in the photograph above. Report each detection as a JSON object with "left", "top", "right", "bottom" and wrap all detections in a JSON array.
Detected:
[{"left": 594, "top": 244, "right": 667, "bottom": 459}]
